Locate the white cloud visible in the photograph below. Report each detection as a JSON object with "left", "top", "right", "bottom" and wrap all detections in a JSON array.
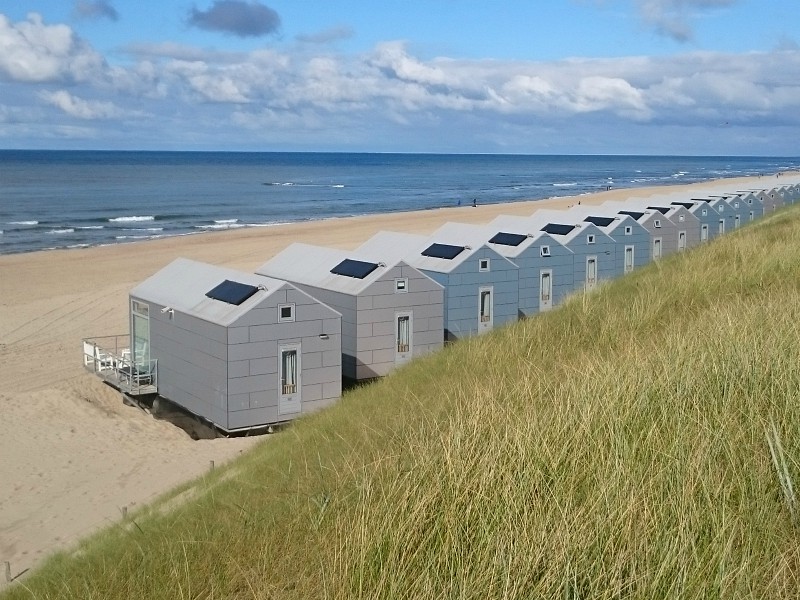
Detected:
[
  {"left": 39, "top": 89, "right": 135, "bottom": 119},
  {"left": 0, "top": 13, "right": 105, "bottom": 83}
]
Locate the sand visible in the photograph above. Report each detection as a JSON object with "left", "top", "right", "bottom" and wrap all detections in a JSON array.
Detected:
[{"left": 0, "top": 173, "right": 794, "bottom": 587}]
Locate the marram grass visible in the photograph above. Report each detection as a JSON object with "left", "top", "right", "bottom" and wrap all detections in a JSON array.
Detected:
[{"left": 5, "top": 209, "right": 800, "bottom": 599}]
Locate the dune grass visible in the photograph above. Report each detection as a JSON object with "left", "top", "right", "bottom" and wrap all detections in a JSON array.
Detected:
[{"left": 5, "top": 208, "right": 800, "bottom": 599}]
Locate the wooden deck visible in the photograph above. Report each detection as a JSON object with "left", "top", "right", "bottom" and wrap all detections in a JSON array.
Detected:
[{"left": 82, "top": 336, "right": 157, "bottom": 396}]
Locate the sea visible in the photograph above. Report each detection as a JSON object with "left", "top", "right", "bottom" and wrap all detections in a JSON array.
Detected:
[{"left": 1, "top": 151, "right": 798, "bottom": 256}]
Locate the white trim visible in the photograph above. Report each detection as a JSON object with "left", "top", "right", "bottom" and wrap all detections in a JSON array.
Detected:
[
  {"left": 278, "top": 343, "right": 301, "bottom": 415},
  {"left": 395, "top": 277, "right": 409, "bottom": 293},
  {"left": 478, "top": 285, "right": 494, "bottom": 332},
  {"left": 278, "top": 303, "right": 295, "bottom": 322},
  {"left": 585, "top": 256, "right": 598, "bottom": 289},
  {"left": 395, "top": 311, "right": 413, "bottom": 363},
  {"left": 539, "top": 269, "right": 553, "bottom": 311},
  {"left": 478, "top": 258, "right": 490, "bottom": 272},
  {"left": 540, "top": 245, "right": 551, "bottom": 257},
  {"left": 624, "top": 245, "right": 634, "bottom": 274}
]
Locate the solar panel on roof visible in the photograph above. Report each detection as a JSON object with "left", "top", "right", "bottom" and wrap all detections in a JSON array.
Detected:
[
  {"left": 421, "top": 243, "right": 465, "bottom": 260},
  {"left": 619, "top": 210, "right": 644, "bottom": 219},
  {"left": 206, "top": 279, "right": 260, "bottom": 306},
  {"left": 540, "top": 223, "right": 575, "bottom": 236},
  {"left": 671, "top": 202, "right": 694, "bottom": 209},
  {"left": 489, "top": 231, "right": 528, "bottom": 246},
  {"left": 584, "top": 216, "right": 615, "bottom": 227},
  {"left": 647, "top": 206, "right": 670, "bottom": 214},
  {"left": 330, "top": 258, "right": 380, "bottom": 279}
]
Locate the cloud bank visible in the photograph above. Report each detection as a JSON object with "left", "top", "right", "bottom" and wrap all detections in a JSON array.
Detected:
[
  {"left": 1, "top": 12, "right": 798, "bottom": 153},
  {"left": 73, "top": 0, "right": 119, "bottom": 21}
]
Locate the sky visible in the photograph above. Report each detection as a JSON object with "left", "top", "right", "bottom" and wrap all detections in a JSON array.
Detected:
[{"left": 0, "top": 0, "right": 798, "bottom": 154}]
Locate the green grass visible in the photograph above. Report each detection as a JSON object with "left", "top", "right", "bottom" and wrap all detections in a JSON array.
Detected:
[{"left": 6, "top": 208, "right": 800, "bottom": 599}]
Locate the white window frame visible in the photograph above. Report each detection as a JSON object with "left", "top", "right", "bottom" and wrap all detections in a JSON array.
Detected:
[
  {"left": 654, "top": 219, "right": 662, "bottom": 228},
  {"left": 624, "top": 226, "right": 632, "bottom": 235},
  {"left": 395, "top": 278, "right": 409, "bottom": 293},
  {"left": 278, "top": 343, "right": 301, "bottom": 415},
  {"left": 539, "top": 269, "right": 553, "bottom": 311},
  {"left": 679, "top": 214, "right": 685, "bottom": 222},
  {"left": 586, "top": 256, "right": 598, "bottom": 289},
  {"left": 395, "top": 312, "right": 413, "bottom": 361},
  {"left": 478, "top": 258, "right": 490, "bottom": 272},
  {"left": 702, "top": 208, "right": 708, "bottom": 216},
  {"left": 540, "top": 245, "right": 551, "bottom": 257},
  {"left": 653, "top": 237, "right": 663, "bottom": 260},
  {"left": 587, "top": 234, "right": 595, "bottom": 244},
  {"left": 278, "top": 303, "right": 295, "bottom": 323},
  {"left": 624, "top": 245, "right": 634, "bottom": 274},
  {"left": 678, "top": 231, "right": 687, "bottom": 251},
  {"left": 478, "top": 285, "right": 494, "bottom": 331},
  {"left": 701, "top": 224, "right": 709, "bottom": 242}
]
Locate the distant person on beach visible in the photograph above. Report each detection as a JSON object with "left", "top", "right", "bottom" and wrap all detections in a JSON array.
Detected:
[
  {"left": 457, "top": 199, "right": 461, "bottom": 206},
  {"left": 472, "top": 198, "right": 477, "bottom": 208}
]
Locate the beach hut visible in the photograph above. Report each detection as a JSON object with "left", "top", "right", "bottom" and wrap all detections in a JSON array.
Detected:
[
  {"left": 520, "top": 211, "right": 617, "bottom": 291},
  {"left": 599, "top": 201, "right": 678, "bottom": 260},
  {"left": 643, "top": 203, "right": 701, "bottom": 250},
  {"left": 356, "top": 230, "right": 519, "bottom": 341},
  {"left": 539, "top": 205, "right": 651, "bottom": 273},
  {"left": 668, "top": 200, "right": 721, "bottom": 243},
  {"left": 126, "top": 258, "right": 342, "bottom": 432},
  {"left": 708, "top": 195, "right": 750, "bottom": 230},
  {"left": 692, "top": 197, "right": 737, "bottom": 235},
  {"left": 256, "top": 243, "right": 444, "bottom": 381},
  {"left": 435, "top": 219, "right": 573, "bottom": 316},
  {"left": 485, "top": 216, "right": 576, "bottom": 314}
]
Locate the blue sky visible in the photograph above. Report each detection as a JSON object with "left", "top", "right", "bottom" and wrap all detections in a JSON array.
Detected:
[{"left": 1, "top": 0, "right": 798, "bottom": 154}]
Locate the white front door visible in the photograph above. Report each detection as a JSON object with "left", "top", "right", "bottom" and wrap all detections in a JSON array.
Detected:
[
  {"left": 700, "top": 224, "right": 709, "bottom": 242},
  {"left": 395, "top": 312, "right": 413, "bottom": 364},
  {"left": 539, "top": 269, "right": 553, "bottom": 311},
  {"left": 624, "top": 245, "right": 634, "bottom": 274},
  {"left": 278, "top": 343, "right": 301, "bottom": 415},
  {"left": 585, "top": 257, "right": 597, "bottom": 290},
  {"left": 734, "top": 215, "right": 741, "bottom": 229},
  {"left": 653, "top": 238, "right": 662, "bottom": 260},
  {"left": 478, "top": 286, "right": 493, "bottom": 333},
  {"left": 719, "top": 219, "right": 725, "bottom": 234},
  {"left": 678, "top": 231, "right": 687, "bottom": 251}
]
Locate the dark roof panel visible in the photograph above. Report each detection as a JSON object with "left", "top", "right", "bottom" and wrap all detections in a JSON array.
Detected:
[
  {"left": 421, "top": 243, "right": 466, "bottom": 260},
  {"left": 671, "top": 201, "right": 694, "bottom": 209},
  {"left": 540, "top": 223, "right": 576, "bottom": 236},
  {"left": 619, "top": 210, "right": 644, "bottom": 220},
  {"left": 330, "top": 258, "right": 380, "bottom": 279},
  {"left": 489, "top": 231, "right": 528, "bottom": 247},
  {"left": 206, "top": 279, "right": 260, "bottom": 306},
  {"left": 647, "top": 206, "right": 670, "bottom": 214},
  {"left": 584, "top": 215, "right": 615, "bottom": 227}
]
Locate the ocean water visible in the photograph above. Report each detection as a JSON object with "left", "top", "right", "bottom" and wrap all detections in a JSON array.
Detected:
[{"left": 1, "top": 151, "right": 797, "bottom": 255}]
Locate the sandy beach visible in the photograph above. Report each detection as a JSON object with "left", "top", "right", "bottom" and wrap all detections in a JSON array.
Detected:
[{"left": 0, "top": 173, "right": 794, "bottom": 586}]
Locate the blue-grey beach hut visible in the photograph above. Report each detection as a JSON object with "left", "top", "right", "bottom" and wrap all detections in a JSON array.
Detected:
[
  {"left": 126, "top": 258, "right": 343, "bottom": 432},
  {"left": 256, "top": 243, "right": 444, "bottom": 381}
]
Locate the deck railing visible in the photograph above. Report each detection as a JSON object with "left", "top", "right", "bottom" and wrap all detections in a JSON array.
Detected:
[{"left": 81, "top": 335, "right": 158, "bottom": 396}]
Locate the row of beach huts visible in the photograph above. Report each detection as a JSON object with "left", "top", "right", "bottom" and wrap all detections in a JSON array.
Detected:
[{"left": 83, "top": 180, "right": 800, "bottom": 433}]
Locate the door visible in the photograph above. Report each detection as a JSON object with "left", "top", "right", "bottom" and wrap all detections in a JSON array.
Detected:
[
  {"left": 718, "top": 219, "right": 725, "bottom": 234},
  {"left": 478, "top": 286, "right": 493, "bottom": 333},
  {"left": 678, "top": 231, "right": 687, "bottom": 251},
  {"left": 653, "top": 238, "right": 662, "bottom": 260},
  {"left": 395, "top": 312, "right": 413, "bottom": 364},
  {"left": 700, "top": 224, "right": 709, "bottom": 242},
  {"left": 624, "top": 245, "right": 634, "bottom": 274},
  {"left": 278, "top": 343, "right": 301, "bottom": 415},
  {"left": 734, "top": 215, "right": 741, "bottom": 229},
  {"left": 539, "top": 269, "right": 552, "bottom": 312},
  {"left": 585, "top": 256, "right": 597, "bottom": 290}
]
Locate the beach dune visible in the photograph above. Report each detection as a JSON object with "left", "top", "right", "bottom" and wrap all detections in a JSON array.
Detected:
[{"left": 0, "top": 174, "right": 794, "bottom": 586}]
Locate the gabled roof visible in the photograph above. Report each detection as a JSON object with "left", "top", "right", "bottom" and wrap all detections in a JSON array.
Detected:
[
  {"left": 256, "top": 242, "right": 410, "bottom": 295},
  {"left": 486, "top": 215, "right": 572, "bottom": 258},
  {"left": 130, "top": 258, "right": 290, "bottom": 326}
]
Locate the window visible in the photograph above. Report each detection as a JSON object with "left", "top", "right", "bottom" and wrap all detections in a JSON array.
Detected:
[
  {"left": 395, "top": 278, "right": 408, "bottom": 293},
  {"left": 734, "top": 202, "right": 740, "bottom": 208},
  {"left": 624, "top": 226, "right": 632, "bottom": 235},
  {"left": 654, "top": 220, "right": 661, "bottom": 228},
  {"left": 278, "top": 303, "right": 295, "bottom": 322},
  {"left": 702, "top": 209, "right": 708, "bottom": 216},
  {"left": 281, "top": 349, "right": 298, "bottom": 395},
  {"left": 586, "top": 257, "right": 597, "bottom": 288},
  {"left": 624, "top": 246, "right": 634, "bottom": 273},
  {"left": 749, "top": 211, "right": 754, "bottom": 221},
  {"left": 718, "top": 205, "right": 724, "bottom": 212},
  {"left": 587, "top": 234, "right": 595, "bottom": 244},
  {"left": 540, "top": 272, "right": 551, "bottom": 302},
  {"left": 479, "top": 258, "right": 490, "bottom": 272},
  {"left": 540, "top": 245, "right": 551, "bottom": 257},
  {"left": 480, "top": 289, "right": 492, "bottom": 322},
  {"left": 131, "top": 300, "right": 150, "bottom": 369},
  {"left": 397, "top": 315, "right": 411, "bottom": 353},
  {"left": 679, "top": 215, "right": 685, "bottom": 222}
]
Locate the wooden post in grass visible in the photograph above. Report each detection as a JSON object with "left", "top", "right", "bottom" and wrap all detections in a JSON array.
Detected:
[{"left": 4, "top": 561, "right": 10, "bottom": 583}]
